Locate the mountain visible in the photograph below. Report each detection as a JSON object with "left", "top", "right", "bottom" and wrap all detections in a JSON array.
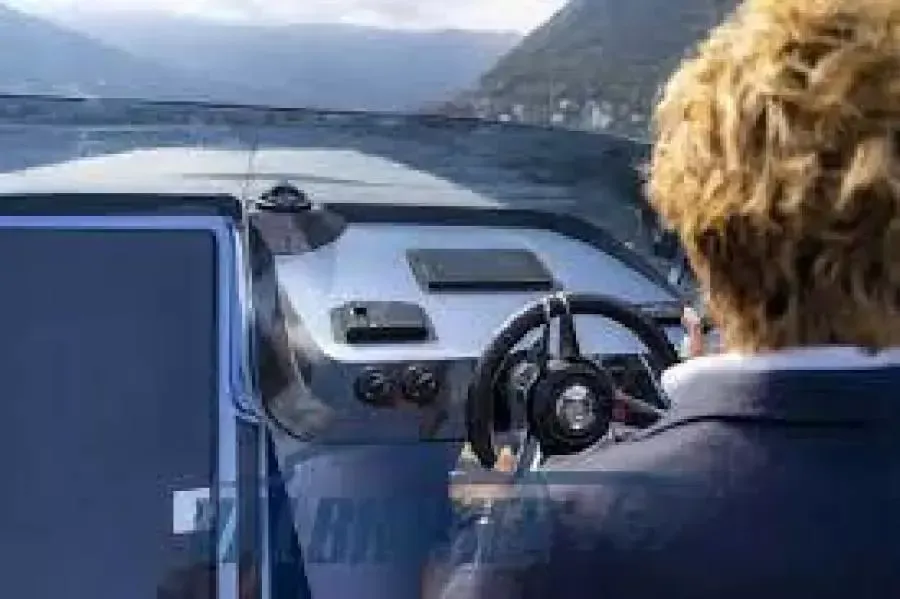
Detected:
[
  {"left": 52, "top": 12, "right": 521, "bottom": 112},
  {"left": 0, "top": 5, "right": 242, "bottom": 100},
  {"left": 452, "top": 0, "right": 738, "bottom": 137}
]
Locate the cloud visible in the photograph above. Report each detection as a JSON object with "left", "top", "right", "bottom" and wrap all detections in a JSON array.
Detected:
[{"left": 5, "top": 0, "right": 566, "bottom": 32}]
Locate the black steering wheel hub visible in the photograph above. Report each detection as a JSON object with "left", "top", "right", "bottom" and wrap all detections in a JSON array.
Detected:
[{"left": 528, "top": 358, "right": 614, "bottom": 456}]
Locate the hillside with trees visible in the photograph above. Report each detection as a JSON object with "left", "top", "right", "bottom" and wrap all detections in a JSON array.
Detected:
[{"left": 440, "top": 0, "right": 737, "bottom": 139}]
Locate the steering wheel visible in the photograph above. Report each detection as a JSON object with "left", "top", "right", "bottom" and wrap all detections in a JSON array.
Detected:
[{"left": 466, "top": 292, "right": 680, "bottom": 469}]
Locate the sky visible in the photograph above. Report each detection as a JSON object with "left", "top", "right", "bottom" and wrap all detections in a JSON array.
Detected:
[{"left": 4, "top": 0, "right": 567, "bottom": 33}]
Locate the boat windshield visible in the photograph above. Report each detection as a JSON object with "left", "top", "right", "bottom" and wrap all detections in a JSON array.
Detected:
[{"left": 0, "top": 95, "right": 690, "bottom": 285}]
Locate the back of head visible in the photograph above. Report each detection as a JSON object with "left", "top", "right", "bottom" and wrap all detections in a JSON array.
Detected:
[{"left": 648, "top": 0, "right": 900, "bottom": 352}]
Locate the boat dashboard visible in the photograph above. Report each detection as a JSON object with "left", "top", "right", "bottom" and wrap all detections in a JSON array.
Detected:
[{"left": 251, "top": 198, "right": 688, "bottom": 446}]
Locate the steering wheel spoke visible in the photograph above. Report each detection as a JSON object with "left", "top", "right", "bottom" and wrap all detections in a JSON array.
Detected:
[
  {"left": 617, "top": 393, "right": 666, "bottom": 420},
  {"left": 540, "top": 293, "right": 583, "bottom": 363},
  {"left": 555, "top": 295, "right": 582, "bottom": 361}
]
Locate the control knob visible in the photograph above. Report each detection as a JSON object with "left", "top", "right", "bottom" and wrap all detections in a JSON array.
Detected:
[
  {"left": 401, "top": 365, "right": 440, "bottom": 406},
  {"left": 354, "top": 368, "right": 397, "bottom": 407}
]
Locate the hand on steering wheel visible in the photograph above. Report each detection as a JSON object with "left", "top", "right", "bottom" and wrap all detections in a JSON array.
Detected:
[
  {"left": 681, "top": 305, "right": 709, "bottom": 358},
  {"left": 466, "top": 292, "right": 680, "bottom": 470},
  {"left": 454, "top": 384, "right": 648, "bottom": 504},
  {"left": 450, "top": 444, "right": 517, "bottom": 505}
]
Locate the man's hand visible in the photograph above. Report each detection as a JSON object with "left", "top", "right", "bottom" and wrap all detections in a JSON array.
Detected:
[
  {"left": 681, "top": 306, "right": 707, "bottom": 358},
  {"left": 450, "top": 445, "right": 517, "bottom": 505}
]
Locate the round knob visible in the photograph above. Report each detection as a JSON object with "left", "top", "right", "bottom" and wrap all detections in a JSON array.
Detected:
[
  {"left": 355, "top": 368, "right": 396, "bottom": 407},
  {"left": 401, "top": 365, "right": 440, "bottom": 406}
]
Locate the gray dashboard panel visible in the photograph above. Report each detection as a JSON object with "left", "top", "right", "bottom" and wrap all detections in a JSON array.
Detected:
[{"left": 275, "top": 222, "right": 683, "bottom": 364}]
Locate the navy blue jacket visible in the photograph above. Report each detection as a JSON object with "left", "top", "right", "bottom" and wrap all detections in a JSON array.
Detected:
[{"left": 429, "top": 365, "right": 900, "bottom": 599}]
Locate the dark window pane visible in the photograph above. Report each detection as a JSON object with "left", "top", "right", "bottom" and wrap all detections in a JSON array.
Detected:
[{"left": 0, "top": 228, "right": 218, "bottom": 599}]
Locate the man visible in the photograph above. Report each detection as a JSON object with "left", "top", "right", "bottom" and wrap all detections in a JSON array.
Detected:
[{"left": 429, "top": 0, "right": 900, "bottom": 597}]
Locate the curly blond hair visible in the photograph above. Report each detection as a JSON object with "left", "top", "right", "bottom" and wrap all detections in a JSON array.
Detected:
[{"left": 648, "top": 0, "right": 900, "bottom": 352}]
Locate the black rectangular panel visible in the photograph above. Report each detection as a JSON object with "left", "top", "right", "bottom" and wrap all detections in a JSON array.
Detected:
[
  {"left": 331, "top": 301, "right": 432, "bottom": 344},
  {"left": 0, "top": 228, "right": 219, "bottom": 599},
  {"left": 407, "top": 248, "right": 555, "bottom": 292}
]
